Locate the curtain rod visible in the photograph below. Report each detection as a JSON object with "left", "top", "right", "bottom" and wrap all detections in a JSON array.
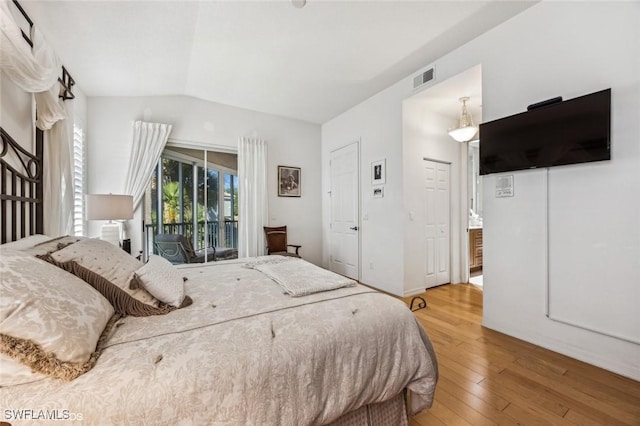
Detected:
[
  {"left": 12, "top": 0, "right": 33, "bottom": 47},
  {"left": 12, "top": 0, "right": 75, "bottom": 100}
]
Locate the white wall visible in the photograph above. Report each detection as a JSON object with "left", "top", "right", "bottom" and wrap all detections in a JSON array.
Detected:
[
  {"left": 478, "top": 2, "right": 640, "bottom": 380},
  {"left": 1, "top": 73, "right": 33, "bottom": 151},
  {"left": 321, "top": 83, "right": 406, "bottom": 295},
  {"left": 86, "top": 95, "right": 322, "bottom": 265},
  {"left": 321, "top": 2, "right": 640, "bottom": 379}
]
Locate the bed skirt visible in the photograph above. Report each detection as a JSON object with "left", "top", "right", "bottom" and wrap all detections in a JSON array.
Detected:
[{"left": 327, "top": 391, "right": 408, "bottom": 426}]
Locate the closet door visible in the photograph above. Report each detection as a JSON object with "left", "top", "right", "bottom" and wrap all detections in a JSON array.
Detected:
[
  {"left": 329, "top": 142, "right": 359, "bottom": 280},
  {"left": 424, "top": 160, "right": 450, "bottom": 288}
]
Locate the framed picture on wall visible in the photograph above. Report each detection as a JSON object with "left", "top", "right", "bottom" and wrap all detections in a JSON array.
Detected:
[
  {"left": 371, "top": 159, "right": 386, "bottom": 185},
  {"left": 278, "top": 166, "right": 301, "bottom": 197}
]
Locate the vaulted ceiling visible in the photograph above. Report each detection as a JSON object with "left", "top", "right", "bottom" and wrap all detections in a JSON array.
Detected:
[{"left": 21, "top": 1, "right": 536, "bottom": 124}]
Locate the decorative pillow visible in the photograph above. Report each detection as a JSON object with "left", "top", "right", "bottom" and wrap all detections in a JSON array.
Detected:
[
  {"left": 0, "top": 234, "right": 53, "bottom": 251},
  {"left": 43, "top": 257, "right": 183, "bottom": 317},
  {"left": 49, "top": 238, "right": 158, "bottom": 306},
  {"left": 0, "top": 248, "right": 116, "bottom": 384},
  {"left": 131, "top": 255, "right": 187, "bottom": 307}
]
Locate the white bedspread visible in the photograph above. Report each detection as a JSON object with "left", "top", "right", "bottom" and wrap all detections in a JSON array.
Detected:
[{"left": 1, "top": 257, "right": 438, "bottom": 425}]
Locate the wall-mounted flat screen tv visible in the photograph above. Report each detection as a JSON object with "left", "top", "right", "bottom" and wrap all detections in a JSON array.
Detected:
[{"left": 479, "top": 88, "right": 611, "bottom": 175}]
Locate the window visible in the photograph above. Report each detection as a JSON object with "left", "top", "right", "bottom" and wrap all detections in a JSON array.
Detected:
[{"left": 72, "top": 123, "right": 85, "bottom": 236}]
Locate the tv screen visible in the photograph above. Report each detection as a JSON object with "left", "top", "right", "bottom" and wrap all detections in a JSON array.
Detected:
[{"left": 479, "top": 88, "right": 611, "bottom": 175}]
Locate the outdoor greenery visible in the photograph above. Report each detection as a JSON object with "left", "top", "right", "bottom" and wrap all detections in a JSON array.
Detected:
[
  {"left": 156, "top": 157, "right": 237, "bottom": 225},
  {"left": 147, "top": 153, "right": 239, "bottom": 251}
]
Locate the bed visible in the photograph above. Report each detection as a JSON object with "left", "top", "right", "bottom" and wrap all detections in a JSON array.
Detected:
[{"left": 0, "top": 126, "right": 438, "bottom": 425}]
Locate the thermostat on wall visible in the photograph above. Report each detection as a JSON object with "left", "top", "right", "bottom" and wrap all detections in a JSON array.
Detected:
[{"left": 495, "top": 175, "right": 514, "bottom": 197}]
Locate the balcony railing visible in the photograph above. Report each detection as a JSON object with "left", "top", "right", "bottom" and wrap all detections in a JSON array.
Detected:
[{"left": 144, "top": 220, "right": 238, "bottom": 256}]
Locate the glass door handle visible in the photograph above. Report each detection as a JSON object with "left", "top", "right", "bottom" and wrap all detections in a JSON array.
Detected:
[{"left": 350, "top": 226, "right": 359, "bottom": 231}]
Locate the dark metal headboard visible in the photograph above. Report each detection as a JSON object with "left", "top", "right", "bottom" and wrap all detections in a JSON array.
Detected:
[
  {"left": 1, "top": 1, "right": 75, "bottom": 243},
  {"left": 0, "top": 127, "right": 44, "bottom": 243}
]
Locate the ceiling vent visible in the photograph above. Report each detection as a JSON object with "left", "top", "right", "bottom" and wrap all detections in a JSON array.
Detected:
[{"left": 413, "top": 67, "right": 435, "bottom": 90}]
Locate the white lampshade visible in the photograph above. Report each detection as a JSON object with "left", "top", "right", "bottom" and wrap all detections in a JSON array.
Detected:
[
  {"left": 85, "top": 194, "right": 133, "bottom": 246},
  {"left": 448, "top": 126, "right": 479, "bottom": 143},
  {"left": 448, "top": 97, "right": 478, "bottom": 143},
  {"left": 85, "top": 194, "right": 133, "bottom": 221}
]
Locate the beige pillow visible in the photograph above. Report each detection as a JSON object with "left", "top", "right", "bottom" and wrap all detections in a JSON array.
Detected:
[
  {"left": 0, "top": 248, "right": 115, "bottom": 384},
  {"left": 50, "top": 238, "right": 158, "bottom": 306},
  {"left": 132, "top": 255, "right": 186, "bottom": 307}
]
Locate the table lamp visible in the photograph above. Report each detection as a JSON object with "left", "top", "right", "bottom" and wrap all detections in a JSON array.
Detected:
[{"left": 85, "top": 194, "right": 133, "bottom": 246}]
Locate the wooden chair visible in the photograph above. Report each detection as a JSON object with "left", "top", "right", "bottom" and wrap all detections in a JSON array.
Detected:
[
  {"left": 154, "top": 234, "right": 216, "bottom": 264},
  {"left": 263, "top": 226, "right": 301, "bottom": 257}
]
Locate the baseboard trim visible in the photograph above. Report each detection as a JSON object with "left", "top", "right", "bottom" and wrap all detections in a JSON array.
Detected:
[
  {"left": 403, "top": 282, "right": 469, "bottom": 298},
  {"left": 403, "top": 287, "right": 426, "bottom": 297}
]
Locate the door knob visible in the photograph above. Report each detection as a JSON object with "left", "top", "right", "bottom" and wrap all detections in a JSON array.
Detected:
[{"left": 350, "top": 226, "right": 359, "bottom": 231}]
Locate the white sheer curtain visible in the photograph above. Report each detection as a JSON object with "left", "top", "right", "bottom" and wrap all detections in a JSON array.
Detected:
[
  {"left": 43, "top": 100, "right": 73, "bottom": 236},
  {"left": 0, "top": 2, "right": 58, "bottom": 92},
  {"left": 124, "top": 121, "right": 173, "bottom": 209},
  {"left": 0, "top": 3, "right": 65, "bottom": 127},
  {"left": 238, "top": 137, "right": 268, "bottom": 258},
  {"left": 1, "top": 1, "right": 73, "bottom": 236}
]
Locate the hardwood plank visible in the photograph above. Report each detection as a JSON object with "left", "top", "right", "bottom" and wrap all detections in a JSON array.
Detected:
[
  {"left": 478, "top": 374, "right": 570, "bottom": 418},
  {"left": 434, "top": 386, "right": 496, "bottom": 426},
  {"left": 402, "top": 284, "right": 640, "bottom": 426},
  {"left": 513, "top": 353, "right": 568, "bottom": 378},
  {"left": 436, "top": 365, "right": 510, "bottom": 411},
  {"left": 414, "top": 313, "right": 483, "bottom": 341},
  {"left": 410, "top": 409, "right": 447, "bottom": 426},
  {"left": 456, "top": 339, "right": 518, "bottom": 365},
  {"left": 426, "top": 399, "right": 474, "bottom": 426},
  {"left": 436, "top": 343, "right": 506, "bottom": 376},
  {"left": 501, "top": 401, "right": 572, "bottom": 426},
  {"left": 437, "top": 353, "right": 486, "bottom": 384},
  {"left": 531, "top": 346, "right": 640, "bottom": 396},
  {"left": 437, "top": 376, "right": 520, "bottom": 426},
  {"left": 561, "top": 369, "right": 640, "bottom": 408},
  {"left": 422, "top": 326, "right": 466, "bottom": 348},
  {"left": 502, "top": 365, "right": 639, "bottom": 425}
]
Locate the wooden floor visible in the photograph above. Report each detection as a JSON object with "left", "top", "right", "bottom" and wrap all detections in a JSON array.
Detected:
[{"left": 403, "top": 284, "right": 640, "bottom": 426}]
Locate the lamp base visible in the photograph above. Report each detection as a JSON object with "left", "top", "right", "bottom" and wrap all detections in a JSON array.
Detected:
[{"left": 101, "top": 222, "right": 120, "bottom": 246}]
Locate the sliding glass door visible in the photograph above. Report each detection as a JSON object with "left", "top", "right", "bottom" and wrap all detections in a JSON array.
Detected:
[{"left": 143, "top": 147, "right": 238, "bottom": 260}]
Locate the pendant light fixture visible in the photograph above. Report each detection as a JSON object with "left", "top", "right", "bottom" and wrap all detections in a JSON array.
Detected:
[{"left": 448, "top": 97, "right": 478, "bottom": 143}]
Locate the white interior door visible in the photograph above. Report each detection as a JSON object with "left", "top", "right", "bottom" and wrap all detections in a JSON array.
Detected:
[
  {"left": 329, "top": 142, "right": 359, "bottom": 279},
  {"left": 424, "top": 160, "right": 450, "bottom": 288}
]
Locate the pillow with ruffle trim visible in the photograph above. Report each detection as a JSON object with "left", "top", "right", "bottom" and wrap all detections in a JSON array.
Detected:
[{"left": 0, "top": 247, "right": 116, "bottom": 384}]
